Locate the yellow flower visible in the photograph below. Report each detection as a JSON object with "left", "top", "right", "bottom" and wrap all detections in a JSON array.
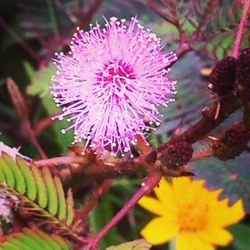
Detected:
[{"left": 138, "top": 177, "right": 245, "bottom": 250}]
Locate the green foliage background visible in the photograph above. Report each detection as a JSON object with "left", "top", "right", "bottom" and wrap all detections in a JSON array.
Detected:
[{"left": 0, "top": 0, "right": 249, "bottom": 249}]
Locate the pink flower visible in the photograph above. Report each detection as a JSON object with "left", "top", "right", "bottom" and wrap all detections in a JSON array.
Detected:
[{"left": 51, "top": 17, "right": 177, "bottom": 156}]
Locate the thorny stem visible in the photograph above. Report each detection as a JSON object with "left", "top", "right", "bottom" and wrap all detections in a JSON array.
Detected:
[
  {"left": 81, "top": 171, "right": 162, "bottom": 250},
  {"left": 183, "top": 96, "right": 241, "bottom": 144},
  {"left": 24, "top": 121, "right": 47, "bottom": 159},
  {"left": 76, "top": 179, "right": 113, "bottom": 224},
  {"left": 176, "top": 31, "right": 191, "bottom": 58},
  {"left": 34, "top": 112, "right": 60, "bottom": 136},
  {"left": 147, "top": 0, "right": 180, "bottom": 28},
  {"left": 6, "top": 78, "right": 47, "bottom": 159},
  {"left": 73, "top": 88, "right": 242, "bottom": 249},
  {"left": 191, "top": 149, "right": 213, "bottom": 162},
  {"left": 79, "top": 0, "right": 103, "bottom": 29},
  {"left": 233, "top": 0, "right": 250, "bottom": 58},
  {"left": 34, "top": 155, "right": 88, "bottom": 167}
]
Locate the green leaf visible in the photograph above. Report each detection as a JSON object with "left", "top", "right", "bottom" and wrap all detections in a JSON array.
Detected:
[
  {"left": 66, "top": 189, "right": 74, "bottom": 226},
  {"left": 22, "top": 228, "right": 52, "bottom": 250},
  {"left": 0, "top": 154, "right": 75, "bottom": 237},
  {"left": 36, "top": 230, "right": 61, "bottom": 250},
  {"left": 1, "top": 242, "right": 19, "bottom": 250},
  {"left": 3, "top": 239, "right": 30, "bottom": 250},
  {"left": 89, "top": 193, "right": 120, "bottom": 249},
  {"left": 191, "top": 154, "right": 250, "bottom": 212},
  {"left": 31, "top": 165, "right": 48, "bottom": 209},
  {"left": 230, "top": 224, "right": 250, "bottom": 250},
  {"left": 106, "top": 239, "right": 151, "bottom": 250},
  {"left": 23, "top": 61, "right": 36, "bottom": 80},
  {"left": 26, "top": 63, "right": 55, "bottom": 97},
  {"left": 2, "top": 153, "right": 25, "bottom": 194},
  {"left": 0, "top": 159, "right": 5, "bottom": 182},
  {"left": 17, "top": 157, "right": 37, "bottom": 201},
  {"left": 26, "top": 62, "right": 73, "bottom": 154},
  {"left": 43, "top": 167, "right": 58, "bottom": 215},
  {"left": 0, "top": 228, "right": 72, "bottom": 250},
  {"left": 12, "top": 233, "right": 43, "bottom": 250},
  {"left": 54, "top": 176, "right": 66, "bottom": 221},
  {"left": 0, "top": 157, "right": 15, "bottom": 188},
  {"left": 51, "top": 235, "right": 71, "bottom": 250}
]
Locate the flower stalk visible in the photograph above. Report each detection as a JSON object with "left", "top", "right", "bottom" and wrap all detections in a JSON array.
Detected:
[
  {"left": 233, "top": 0, "right": 250, "bottom": 58},
  {"left": 82, "top": 171, "right": 162, "bottom": 250}
]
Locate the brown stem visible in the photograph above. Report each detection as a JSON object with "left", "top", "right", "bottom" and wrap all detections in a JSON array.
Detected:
[
  {"left": 23, "top": 121, "right": 47, "bottom": 159},
  {"left": 191, "top": 149, "right": 213, "bottom": 162},
  {"left": 81, "top": 172, "right": 162, "bottom": 250},
  {"left": 34, "top": 112, "right": 60, "bottom": 136},
  {"left": 61, "top": 96, "right": 241, "bottom": 185},
  {"left": 182, "top": 96, "right": 241, "bottom": 144},
  {"left": 147, "top": 0, "right": 180, "bottom": 28},
  {"left": 33, "top": 155, "right": 89, "bottom": 167},
  {"left": 75, "top": 179, "right": 113, "bottom": 223},
  {"left": 233, "top": 0, "right": 250, "bottom": 58},
  {"left": 79, "top": 0, "right": 103, "bottom": 29},
  {"left": 6, "top": 78, "right": 47, "bottom": 159}
]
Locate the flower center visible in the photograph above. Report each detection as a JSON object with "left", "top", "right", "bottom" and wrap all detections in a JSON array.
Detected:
[
  {"left": 178, "top": 204, "right": 209, "bottom": 232},
  {"left": 96, "top": 59, "right": 136, "bottom": 98}
]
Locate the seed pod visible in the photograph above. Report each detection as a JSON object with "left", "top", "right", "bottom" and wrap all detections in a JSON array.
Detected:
[
  {"left": 159, "top": 139, "right": 193, "bottom": 169},
  {"left": 208, "top": 57, "right": 236, "bottom": 95},
  {"left": 236, "top": 48, "right": 250, "bottom": 85},
  {"left": 236, "top": 47, "right": 250, "bottom": 100},
  {"left": 212, "top": 122, "right": 250, "bottom": 160}
]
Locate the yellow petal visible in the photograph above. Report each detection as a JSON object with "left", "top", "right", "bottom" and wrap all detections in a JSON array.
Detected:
[
  {"left": 172, "top": 177, "right": 194, "bottom": 205},
  {"left": 176, "top": 232, "right": 190, "bottom": 250},
  {"left": 140, "top": 217, "right": 178, "bottom": 245},
  {"left": 209, "top": 199, "right": 245, "bottom": 227},
  {"left": 138, "top": 196, "right": 166, "bottom": 216},
  {"left": 199, "top": 227, "right": 233, "bottom": 246},
  {"left": 177, "top": 233, "right": 214, "bottom": 250},
  {"left": 191, "top": 179, "right": 206, "bottom": 191},
  {"left": 192, "top": 235, "right": 215, "bottom": 250},
  {"left": 208, "top": 189, "right": 223, "bottom": 201},
  {"left": 154, "top": 178, "right": 177, "bottom": 212}
]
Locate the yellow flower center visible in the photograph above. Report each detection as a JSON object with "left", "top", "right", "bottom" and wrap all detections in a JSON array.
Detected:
[{"left": 178, "top": 204, "right": 209, "bottom": 232}]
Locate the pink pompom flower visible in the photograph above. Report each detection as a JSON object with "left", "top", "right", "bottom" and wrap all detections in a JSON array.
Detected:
[{"left": 51, "top": 17, "right": 177, "bottom": 156}]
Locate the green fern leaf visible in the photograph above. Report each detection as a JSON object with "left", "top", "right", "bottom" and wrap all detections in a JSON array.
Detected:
[
  {"left": 52, "top": 235, "right": 72, "bottom": 250},
  {"left": 0, "top": 159, "right": 5, "bottom": 182},
  {"left": 0, "top": 157, "right": 15, "bottom": 188},
  {"left": 54, "top": 176, "right": 66, "bottom": 221},
  {"left": 17, "top": 157, "right": 37, "bottom": 201},
  {"left": 36, "top": 230, "right": 62, "bottom": 250},
  {"left": 2, "top": 238, "right": 30, "bottom": 250},
  {"left": 2, "top": 153, "right": 26, "bottom": 194},
  {"left": 66, "top": 189, "right": 74, "bottom": 226},
  {"left": 43, "top": 167, "right": 58, "bottom": 216},
  {"left": 0, "top": 228, "right": 72, "bottom": 250},
  {"left": 31, "top": 165, "right": 48, "bottom": 209},
  {"left": 0, "top": 154, "right": 75, "bottom": 238},
  {"left": 22, "top": 228, "right": 54, "bottom": 249},
  {"left": 11, "top": 232, "right": 43, "bottom": 250},
  {"left": 0, "top": 242, "right": 19, "bottom": 250}
]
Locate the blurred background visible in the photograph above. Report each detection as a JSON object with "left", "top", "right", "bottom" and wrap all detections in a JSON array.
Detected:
[{"left": 0, "top": 0, "right": 250, "bottom": 249}]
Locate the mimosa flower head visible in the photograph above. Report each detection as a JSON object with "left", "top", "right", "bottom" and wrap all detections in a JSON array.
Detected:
[
  {"left": 138, "top": 177, "right": 245, "bottom": 250},
  {"left": 51, "top": 17, "right": 177, "bottom": 156}
]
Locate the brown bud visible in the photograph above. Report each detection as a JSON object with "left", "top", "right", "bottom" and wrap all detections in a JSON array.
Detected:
[
  {"left": 212, "top": 122, "right": 250, "bottom": 160},
  {"left": 236, "top": 47, "right": 250, "bottom": 100},
  {"left": 159, "top": 140, "right": 193, "bottom": 169},
  {"left": 208, "top": 57, "right": 236, "bottom": 95}
]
